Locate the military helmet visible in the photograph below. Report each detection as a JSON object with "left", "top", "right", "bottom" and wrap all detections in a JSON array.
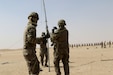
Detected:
[
  {"left": 58, "top": 19, "right": 66, "bottom": 26},
  {"left": 28, "top": 12, "right": 39, "bottom": 20}
]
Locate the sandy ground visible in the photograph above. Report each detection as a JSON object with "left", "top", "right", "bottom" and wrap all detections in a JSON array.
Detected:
[{"left": 0, "top": 46, "right": 113, "bottom": 75}]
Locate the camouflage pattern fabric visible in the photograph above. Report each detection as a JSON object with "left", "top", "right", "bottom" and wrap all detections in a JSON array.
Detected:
[
  {"left": 23, "top": 22, "right": 40, "bottom": 75},
  {"left": 51, "top": 27, "right": 69, "bottom": 75},
  {"left": 37, "top": 32, "right": 50, "bottom": 66}
]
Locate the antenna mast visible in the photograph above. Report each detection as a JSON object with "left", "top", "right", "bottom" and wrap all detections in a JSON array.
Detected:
[{"left": 42, "top": 0, "right": 50, "bottom": 72}]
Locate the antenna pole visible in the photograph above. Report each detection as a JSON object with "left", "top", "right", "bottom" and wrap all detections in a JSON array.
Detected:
[{"left": 42, "top": 0, "right": 50, "bottom": 72}]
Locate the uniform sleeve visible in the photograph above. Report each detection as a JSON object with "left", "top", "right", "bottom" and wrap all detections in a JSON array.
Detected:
[
  {"left": 27, "top": 27, "right": 36, "bottom": 44},
  {"left": 54, "top": 29, "right": 61, "bottom": 38},
  {"left": 36, "top": 37, "right": 42, "bottom": 44},
  {"left": 52, "top": 29, "right": 68, "bottom": 42},
  {"left": 45, "top": 29, "right": 50, "bottom": 38},
  {"left": 51, "top": 32, "right": 59, "bottom": 42}
]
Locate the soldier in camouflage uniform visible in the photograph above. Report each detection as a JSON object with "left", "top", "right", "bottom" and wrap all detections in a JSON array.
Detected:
[
  {"left": 51, "top": 19, "right": 70, "bottom": 75},
  {"left": 23, "top": 12, "right": 40, "bottom": 75},
  {"left": 37, "top": 31, "right": 50, "bottom": 67}
]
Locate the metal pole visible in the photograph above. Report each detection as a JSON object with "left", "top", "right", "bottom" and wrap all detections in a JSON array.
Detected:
[{"left": 42, "top": 0, "right": 50, "bottom": 72}]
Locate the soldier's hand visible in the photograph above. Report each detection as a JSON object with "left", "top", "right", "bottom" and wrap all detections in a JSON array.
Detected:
[{"left": 53, "top": 26, "right": 57, "bottom": 29}]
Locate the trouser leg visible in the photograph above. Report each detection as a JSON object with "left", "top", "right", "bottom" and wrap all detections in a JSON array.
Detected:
[
  {"left": 40, "top": 53, "right": 44, "bottom": 66},
  {"left": 54, "top": 57, "right": 61, "bottom": 75},
  {"left": 62, "top": 55, "right": 69, "bottom": 75},
  {"left": 45, "top": 52, "right": 48, "bottom": 66},
  {"left": 24, "top": 54, "right": 40, "bottom": 75}
]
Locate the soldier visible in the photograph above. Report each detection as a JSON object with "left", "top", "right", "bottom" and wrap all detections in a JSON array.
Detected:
[
  {"left": 37, "top": 32, "right": 50, "bottom": 67},
  {"left": 23, "top": 12, "right": 41, "bottom": 75},
  {"left": 50, "top": 26, "right": 57, "bottom": 52},
  {"left": 51, "top": 19, "right": 70, "bottom": 75},
  {"left": 100, "top": 41, "right": 104, "bottom": 48},
  {"left": 104, "top": 41, "right": 106, "bottom": 48},
  {"left": 108, "top": 41, "right": 111, "bottom": 48}
]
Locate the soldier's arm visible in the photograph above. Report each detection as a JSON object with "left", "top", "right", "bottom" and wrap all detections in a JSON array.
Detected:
[
  {"left": 53, "top": 29, "right": 68, "bottom": 42},
  {"left": 45, "top": 29, "right": 50, "bottom": 38},
  {"left": 36, "top": 37, "right": 42, "bottom": 44},
  {"left": 52, "top": 29, "right": 61, "bottom": 40},
  {"left": 27, "top": 27, "right": 36, "bottom": 44}
]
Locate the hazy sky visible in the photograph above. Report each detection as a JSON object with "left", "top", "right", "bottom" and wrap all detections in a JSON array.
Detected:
[{"left": 0, "top": 0, "right": 113, "bottom": 49}]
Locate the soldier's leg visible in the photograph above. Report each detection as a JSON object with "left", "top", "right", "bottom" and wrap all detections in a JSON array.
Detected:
[
  {"left": 24, "top": 53, "right": 32, "bottom": 75},
  {"left": 24, "top": 53, "right": 40, "bottom": 75},
  {"left": 31, "top": 58, "right": 40, "bottom": 75},
  {"left": 62, "top": 54, "right": 69, "bottom": 75},
  {"left": 40, "top": 51, "right": 44, "bottom": 66},
  {"left": 25, "top": 61, "right": 32, "bottom": 75},
  {"left": 54, "top": 55, "right": 61, "bottom": 75},
  {"left": 44, "top": 51, "right": 48, "bottom": 67}
]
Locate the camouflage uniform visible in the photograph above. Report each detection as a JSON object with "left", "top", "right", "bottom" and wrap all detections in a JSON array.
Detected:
[
  {"left": 23, "top": 12, "right": 40, "bottom": 75},
  {"left": 51, "top": 19, "right": 69, "bottom": 75},
  {"left": 37, "top": 32, "right": 50, "bottom": 67}
]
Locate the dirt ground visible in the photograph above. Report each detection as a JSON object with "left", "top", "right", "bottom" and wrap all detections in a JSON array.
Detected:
[{"left": 0, "top": 46, "right": 113, "bottom": 75}]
